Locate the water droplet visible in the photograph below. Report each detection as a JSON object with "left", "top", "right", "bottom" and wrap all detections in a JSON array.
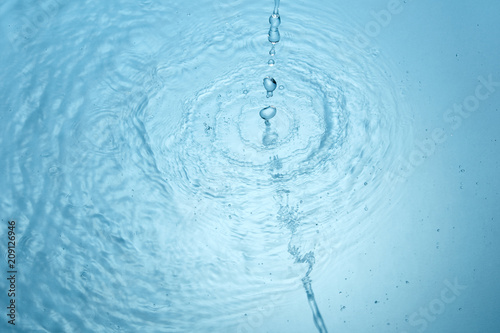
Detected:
[
  {"left": 268, "top": 30, "right": 280, "bottom": 44},
  {"left": 243, "top": 89, "right": 248, "bottom": 94},
  {"left": 269, "top": 47, "right": 276, "bottom": 56},
  {"left": 268, "top": 14, "right": 281, "bottom": 43},
  {"left": 260, "top": 106, "right": 277, "bottom": 120},
  {"left": 268, "top": 59, "right": 275, "bottom": 66},
  {"left": 279, "top": 85, "right": 284, "bottom": 90},
  {"left": 269, "top": 14, "right": 281, "bottom": 28},
  {"left": 263, "top": 77, "right": 277, "bottom": 97}
]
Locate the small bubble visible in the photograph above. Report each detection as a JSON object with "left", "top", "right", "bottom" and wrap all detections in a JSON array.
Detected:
[
  {"left": 268, "top": 59, "right": 275, "bottom": 66},
  {"left": 279, "top": 85, "right": 284, "bottom": 90},
  {"left": 243, "top": 89, "right": 248, "bottom": 94},
  {"left": 364, "top": 182, "right": 368, "bottom": 186},
  {"left": 364, "top": 206, "right": 368, "bottom": 211}
]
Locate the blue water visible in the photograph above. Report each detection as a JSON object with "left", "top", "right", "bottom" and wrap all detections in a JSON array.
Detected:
[{"left": 0, "top": 0, "right": 499, "bottom": 332}]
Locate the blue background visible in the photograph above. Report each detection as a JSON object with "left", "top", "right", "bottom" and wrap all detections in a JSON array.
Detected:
[{"left": 0, "top": 0, "right": 499, "bottom": 332}]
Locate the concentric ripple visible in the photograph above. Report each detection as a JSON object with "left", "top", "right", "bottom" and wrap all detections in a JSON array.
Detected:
[
  {"left": 143, "top": 0, "right": 412, "bottom": 309},
  {"left": 150, "top": 25, "right": 408, "bottom": 208},
  {"left": 182, "top": 61, "right": 345, "bottom": 173},
  {"left": 0, "top": 0, "right": 413, "bottom": 332}
]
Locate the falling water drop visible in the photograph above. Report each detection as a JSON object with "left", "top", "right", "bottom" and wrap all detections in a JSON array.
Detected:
[
  {"left": 268, "top": 14, "right": 281, "bottom": 44},
  {"left": 268, "top": 0, "right": 281, "bottom": 44},
  {"left": 259, "top": 106, "right": 277, "bottom": 121},
  {"left": 263, "top": 77, "right": 277, "bottom": 97},
  {"left": 268, "top": 59, "right": 275, "bottom": 66},
  {"left": 269, "top": 13, "right": 281, "bottom": 29},
  {"left": 269, "top": 46, "right": 276, "bottom": 56}
]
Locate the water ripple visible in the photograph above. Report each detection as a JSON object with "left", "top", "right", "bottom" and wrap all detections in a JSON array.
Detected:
[{"left": 0, "top": 0, "right": 412, "bottom": 331}]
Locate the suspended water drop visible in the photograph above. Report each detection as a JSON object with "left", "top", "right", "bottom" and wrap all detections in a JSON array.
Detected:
[
  {"left": 269, "top": 13, "right": 281, "bottom": 29},
  {"left": 269, "top": 46, "right": 276, "bottom": 56},
  {"left": 263, "top": 77, "right": 277, "bottom": 97},
  {"left": 259, "top": 106, "right": 277, "bottom": 121},
  {"left": 268, "top": 13, "right": 281, "bottom": 44},
  {"left": 268, "top": 29, "right": 281, "bottom": 44},
  {"left": 268, "top": 59, "right": 275, "bottom": 66}
]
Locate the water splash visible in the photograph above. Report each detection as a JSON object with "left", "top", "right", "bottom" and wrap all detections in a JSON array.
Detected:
[
  {"left": 278, "top": 196, "right": 329, "bottom": 333},
  {"left": 303, "top": 275, "right": 329, "bottom": 333},
  {"left": 0, "top": 0, "right": 413, "bottom": 331},
  {"left": 289, "top": 245, "right": 328, "bottom": 332},
  {"left": 144, "top": 2, "right": 411, "bottom": 331},
  {"left": 265, "top": 2, "right": 328, "bottom": 330}
]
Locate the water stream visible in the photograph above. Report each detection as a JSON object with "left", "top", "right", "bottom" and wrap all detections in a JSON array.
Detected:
[{"left": 263, "top": 1, "right": 328, "bottom": 331}]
